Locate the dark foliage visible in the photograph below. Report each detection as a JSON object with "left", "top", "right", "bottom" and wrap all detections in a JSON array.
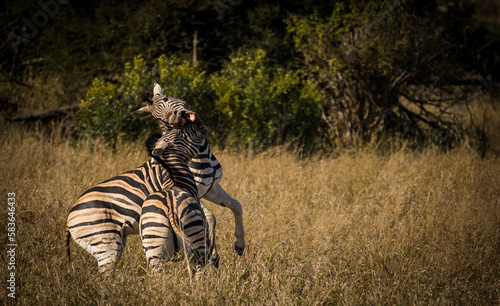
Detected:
[{"left": 1, "top": 0, "right": 499, "bottom": 151}]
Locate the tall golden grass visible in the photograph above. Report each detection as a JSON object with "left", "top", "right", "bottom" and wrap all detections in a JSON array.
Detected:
[{"left": 0, "top": 122, "right": 499, "bottom": 305}]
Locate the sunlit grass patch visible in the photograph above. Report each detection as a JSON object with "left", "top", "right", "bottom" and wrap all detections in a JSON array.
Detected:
[{"left": 1, "top": 123, "right": 499, "bottom": 304}]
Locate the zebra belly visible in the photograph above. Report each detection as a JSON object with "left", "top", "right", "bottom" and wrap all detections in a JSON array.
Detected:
[{"left": 189, "top": 160, "right": 223, "bottom": 197}]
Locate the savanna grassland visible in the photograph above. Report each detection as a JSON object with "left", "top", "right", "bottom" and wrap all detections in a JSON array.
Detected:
[{"left": 1, "top": 122, "right": 499, "bottom": 305}]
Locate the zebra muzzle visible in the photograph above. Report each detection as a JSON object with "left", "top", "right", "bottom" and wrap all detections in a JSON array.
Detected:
[{"left": 179, "top": 111, "right": 197, "bottom": 126}]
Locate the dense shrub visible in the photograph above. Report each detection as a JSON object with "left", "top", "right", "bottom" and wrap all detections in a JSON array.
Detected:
[
  {"left": 73, "top": 56, "right": 156, "bottom": 145},
  {"left": 73, "top": 51, "right": 326, "bottom": 151},
  {"left": 212, "top": 50, "right": 325, "bottom": 149}
]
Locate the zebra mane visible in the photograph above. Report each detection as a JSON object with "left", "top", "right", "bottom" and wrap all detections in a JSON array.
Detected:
[
  {"left": 145, "top": 133, "right": 175, "bottom": 181},
  {"left": 145, "top": 132, "right": 162, "bottom": 155}
]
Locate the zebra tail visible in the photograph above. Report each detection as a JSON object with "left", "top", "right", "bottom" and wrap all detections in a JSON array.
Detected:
[
  {"left": 65, "top": 225, "right": 71, "bottom": 263},
  {"left": 180, "top": 233, "right": 196, "bottom": 284}
]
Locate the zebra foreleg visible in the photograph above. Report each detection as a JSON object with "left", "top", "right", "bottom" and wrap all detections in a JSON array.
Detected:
[{"left": 203, "top": 184, "right": 245, "bottom": 255}]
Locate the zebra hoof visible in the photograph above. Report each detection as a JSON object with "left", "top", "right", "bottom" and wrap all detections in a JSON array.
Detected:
[
  {"left": 209, "top": 255, "right": 219, "bottom": 268},
  {"left": 234, "top": 243, "right": 244, "bottom": 256}
]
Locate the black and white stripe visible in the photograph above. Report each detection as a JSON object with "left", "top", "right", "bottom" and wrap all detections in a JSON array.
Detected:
[
  {"left": 65, "top": 116, "right": 209, "bottom": 269},
  {"left": 140, "top": 129, "right": 215, "bottom": 270},
  {"left": 139, "top": 122, "right": 215, "bottom": 267},
  {"left": 140, "top": 191, "right": 211, "bottom": 269},
  {"left": 132, "top": 83, "right": 245, "bottom": 255}
]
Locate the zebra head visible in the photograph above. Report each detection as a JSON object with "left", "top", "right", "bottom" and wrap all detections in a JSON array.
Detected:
[
  {"left": 146, "top": 110, "right": 207, "bottom": 161},
  {"left": 132, "top": 83, "right": 193, "bottom": 132}
]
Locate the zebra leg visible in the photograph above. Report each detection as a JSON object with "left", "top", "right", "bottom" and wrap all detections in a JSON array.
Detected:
[
  {"left": 203, "top": 184, "right": 245, "bottom": 255},
  {"left": 140, "top": 201, "right": 176, "bottom": 267},
  {"left": 72, "top": 231, "right": 125, "bottom": 271},
  {"left": 97, "top": 235, "right": 128, "bottom": 273},
  {"left": 200, "top": 204, "right": 219, "bottom": 268}
]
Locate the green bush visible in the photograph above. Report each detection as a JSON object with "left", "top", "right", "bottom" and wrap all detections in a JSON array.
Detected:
[
  {"left": 212, "top": 49, "right": 326, "bottom": 149},
  {"left": 73, "top": 56, "right": 156, "bottom": 145},
  {"left": 73, "top": 51, "right": 326, "bottom": 151},
  {"left": 157, "top": 55, "right": 217, "bottom": 131}
]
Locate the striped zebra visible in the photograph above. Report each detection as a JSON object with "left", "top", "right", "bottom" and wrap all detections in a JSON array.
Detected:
[
  {"left": 133, "top": 83, "right": 245, "bottom": 255},
  {"left": 140, "top": 130, "right": 214, "bottom": 273},
  {"left": 65, "top": 111, "right": 214, "bottom": 270}
]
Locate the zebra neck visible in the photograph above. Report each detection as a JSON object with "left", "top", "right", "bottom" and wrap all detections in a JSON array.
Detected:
[
  {"left": 158, "top": 156, "right": 198, "bottom": 200},
  {"left": 192, "top": 139, "right": 213, "bottom": 161}
]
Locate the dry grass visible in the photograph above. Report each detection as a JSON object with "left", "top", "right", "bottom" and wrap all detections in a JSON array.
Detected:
[
  {"left": 465, "top": 97, "right": 500, "bottom": 151},
  {"left": 1, "top": 122, "right": 499, "bottom": 305}
]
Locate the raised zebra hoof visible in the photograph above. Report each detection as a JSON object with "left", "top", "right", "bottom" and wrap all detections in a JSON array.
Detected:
[{"left": 234, "top": 243, "right": 244, "bottom": 256}]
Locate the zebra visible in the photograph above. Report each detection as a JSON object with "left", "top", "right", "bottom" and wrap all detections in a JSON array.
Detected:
[
  {"left": 65, "top": 111, "right": 214, "bottom": 270},
  {"left": 140, "top": 130, "right": 214, "bottom": 274},
  {"left": 132, "top": 83, "right": 245, "bottom": 255}
]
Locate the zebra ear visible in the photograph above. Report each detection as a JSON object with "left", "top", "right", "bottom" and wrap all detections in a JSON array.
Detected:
[
  {"left": 131, "top": 104, "right": 152, "bottom": 117},
  {"left": 152, "top": 137, "right": 172, "bottom": 157},
  {"left": 153, "top": 83, "right": 163, "bottom": 96}
]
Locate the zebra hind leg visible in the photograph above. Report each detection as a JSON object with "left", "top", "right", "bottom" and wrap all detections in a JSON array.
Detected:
[
  {"left": 140, "top": 200, "right": 176, "bottom": 268},
  {"left": 78, "top": 235, "right": 126, "bottom": 272},
  {"left": 203, "top": 184, "right": 245, "bottom": 255}
]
